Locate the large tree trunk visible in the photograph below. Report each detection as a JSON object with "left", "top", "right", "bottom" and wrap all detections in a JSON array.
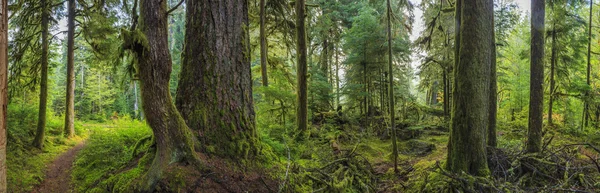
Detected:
[
  {"left": 127, "top": 0, "right": 199, "bottom": 190},
  {"left": 387, "top": 0, "right": 398, "bottom": 174},
  {"left": 0, "top": 0, "right": 7, "bottom": 189},
  {"left": 296, "top": 0, "right": 308, "bottom": 133},
  {"left": 527, "top": 0, "right": 545, "bottom": 154},
  {"left": 446, "top": 0, "right": 493, "bottom": 176},
  {"left": 260, "top": 0, "right": 268, "bottom": 87},
  {"left": 175, "top": 0, "right": 258, "bottom": 158},
  {"left": 64, "top": 0, "right": 76, "bottom": 138},
  {"left": 32, "top": 0, "right": 50, "bottom": 149}
]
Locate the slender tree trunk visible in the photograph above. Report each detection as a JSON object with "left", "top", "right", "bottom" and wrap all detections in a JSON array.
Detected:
[
  {"left": 446, "top": 0, "right": 461, "bottom": 169},
  {"left": 527, "top": 0, "right": 545, "bottom": 154},
  {"left": 127, "top": 0, "right": 200, "bottom": 190},
  {"left": 335, "top": 44, "right": 340, "bottom": 107},
  {"left": 548, "top": 22, "right": 556, "bottom": 126},
  {"left": 260, "top": 0, "right": 268, "bottom": 87},
  {"left": 0, "top": 0, "right": 8, "bottom": 189},
  {"left": 64, "top": 0, "right": 76, "bottom": 138},
  {"left": 584, "top": 0, "right": 593, "bottom": 127},
  {"left": 33, "top": 0, "right": 50, "bottom": 149},
  {"left": 175, "top": 0, "right": 258, "bottom": 158},
  {"left": 488, "top": 18, "right": 498, "bottom": 148},
  {"left": 296, "top": 0, "right": 308, "bottom": 133},
  {"left": 446, "top": 0, "right": 492, "bottom": 176},
  {"left": 387, "top": 0, "right": 398, "bottom": 174}
]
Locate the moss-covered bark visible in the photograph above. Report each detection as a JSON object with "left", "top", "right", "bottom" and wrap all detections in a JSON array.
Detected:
[
  {"left": 446, "top": 0, "right": 493, "bottom": 176},
  {"left": 296, "top": 0, "right": 308, "bottom": 133},
  {"left": 32, "top": 0, "right": 50, "bottom": 149},
  {"left": 128, "top": 0, "right": 200, "bottom": 191},
  {"left": 175, "top": 0, "right": 258, "bottom": 159},
  {"left": 0, "top": 0, "right": 7, "bottom": 190},
  {"left": 260, "top": 0, "right": 268, "bottom": 87},
  {"left": 64, "top": 0, "right": 76, "bottom": 138},
  {"left": 527, "top": 0, "right": 545, "bottom": 154}
]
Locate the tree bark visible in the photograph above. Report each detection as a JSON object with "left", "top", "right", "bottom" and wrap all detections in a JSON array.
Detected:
[
  {"left": 584, "top": 0, "right": 593, "bottom": 127},
  {"left": 0, "top": 0, "right": 7, "bottom": 190},
  {"left": 175, "top": 0, "right": 258, "bottom": 158},
  {"left": 127, "top": 0, "right": 199, "bottom": 190},
  {"left": 548, "top": 22, "right": 556, "bottom": 126},
  {"left": 260, "top": 0, "right": 268, "bottom": 87},
  {"left": 33, "top": 0, "right": 50, "bottom": 149},
  {"left": 387, "top": 0, "right": 398, "bottom": 174},
  {"left": 527, "top": 0, "right": 545, "bottom": 154},
  {"left": 64, "top": 0, "right": 76, "bottom": 138},
  {"left": 488, "top": 17, "right": 498, "bottom": 148},
  {"left": 296, "top": 0, "right": 308, "bottom": 133},
  {"left": 446, "top": 0, "right": 492, "bottom": 176}
]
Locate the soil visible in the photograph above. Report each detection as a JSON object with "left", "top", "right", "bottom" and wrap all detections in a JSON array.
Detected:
[{"left": 31, "top": 142, "right": 86, "bottom": 193}]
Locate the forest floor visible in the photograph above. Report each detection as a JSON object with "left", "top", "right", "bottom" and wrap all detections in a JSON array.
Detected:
[{"left": 31, "top": 141, "right": 86, "bottom": 193}]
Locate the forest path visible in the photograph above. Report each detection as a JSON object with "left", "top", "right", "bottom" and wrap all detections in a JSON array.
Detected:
[{"left": 31, "top": 141, "right": 86, "bottom": 193}]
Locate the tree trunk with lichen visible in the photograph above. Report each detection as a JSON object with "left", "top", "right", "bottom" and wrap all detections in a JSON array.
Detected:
[
  {"left": 128, "top": 0, "right": 199, "bottom": 191},
  {"left": 260, "top": 0, "right": 268, "bottom": 87},
  {"left": 0, "top": 0, "right": 7, "bottom": 189},
  {"left": 527, "top": 0, "right": 545, "bottom": 154},
  {"left": 175, "top": 0, "right": 258, "bottom": 159},
  {"left": 446, "top": 0, "right": 492, "bottom": 176},
  {"left": 32, "top": 0, "right": 50, "bottom": 149},
  {"left": 296, "top": 0, "right": 308, "bottom": 133},
  {"left": 64, "top": 0, "right": 76, "bottom": 138}
]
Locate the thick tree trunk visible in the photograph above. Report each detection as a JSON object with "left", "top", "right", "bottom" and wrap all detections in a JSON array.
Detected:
[
  {"left": 64, "top": 0, "right": 76, "bottom": 138},
  {"left": 527, "top": 0, "right": 545, "bottom": 154},
  {"left": 128, "top": 0, "right": 199, "bottom": 190},
  {"left": 446, "top": 0, "right": 492, "bottom": 176},
  {"left": 548, "top": 22, "right": 556, "bottom": 126},
  {"left": 387, "top": 0, "right": 398, "bottom": 174},
  {"left": 33, "top": 0, "right": 50, "bottom": 149},
  {"left": 175, "top": 0, "right": 258, "bottom": 158},
  {"left": 0, "top": 0, "right": 7, "bottom": 189},
  {"left": 296, "top": 0, "right": 308, "bottom": 132},
  {"left": 260, "top": 0, "right": 268, "bottom": 87}
]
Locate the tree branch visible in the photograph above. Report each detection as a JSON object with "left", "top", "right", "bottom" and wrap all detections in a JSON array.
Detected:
[{"left": 166, "top": 0, "right": 184, "bottom": 15}]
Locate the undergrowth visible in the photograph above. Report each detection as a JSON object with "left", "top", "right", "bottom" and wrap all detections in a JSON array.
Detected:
[{"left": 71, "top": 117, "right": 152, "bottom": 193}]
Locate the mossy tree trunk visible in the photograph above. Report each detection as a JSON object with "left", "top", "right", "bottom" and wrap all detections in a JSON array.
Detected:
[
  {"left": 527, "top": 0, "right": 545, "bottom": 154},
  {"left": 386, "top": 0, "right": 398, "bottom": 174},
  {"left": 0, "top": 0, "right": 7, "bottom": 189},
  {"left": 446, "top": 0, "right": 493, "bottom": 176},
  {"left": 175, "top": 0, "right": 258, "bottom": 159},
  {"left": 32, "top": 0, "right": 50, "bottom": 149},
  {"left": 260, "top": 0, "right": 268, "bottom": 87},
  {"left": 64, "top": 0, "right": 76, "bottom": 138},
  {"left": 296, "top": 0, "right": 308, "bottom": 133},
  {"left": 584, "top": 0, "right": 592, "bottom": 127},
  {"left": 488, "top": 22, "right": 497, "bottom": 148},
  {"left": 128, "top": 0, "right": 199, "bottom": 190},
  {"left": 548, "top": 22, "right": 556, "bottom": 126}
]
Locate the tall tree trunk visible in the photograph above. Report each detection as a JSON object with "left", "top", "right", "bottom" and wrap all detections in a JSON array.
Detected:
[
  {"left": 127, "top": 0, "right": 199, "bottom": 190},
  {"left": 585, "top": 0, "right": 593, "bottom": 127},
  {"left": 527, "top": 0, "right": 545, "bottom": 154},
  {"left": 33, "top": 0, "right": 50, "bottom": 149},
  {"left": 260, "top": 0, "right": 268, "bottom": 87},
  {"left": 296, "top": 0, "right": 308, "bottom": 133},
  {"left": 446, "top": 0, "right": 492, "bottom": 176},
  {"left": 387, "top": 0, "right": 398, "bottom": 174},
  {"left": 64, "top": 0, "right": 76, "bottom": 138},
  {"left": 548, "top": 22, "right": 556, "bottom": 126},
  {"left": 175, "top": 0, "right": 258, "bottom": 158},
  {"left": 488, "top": 19, "right": 498, "bottom": 148},
  {"left": 0, "top": 0, "right": 7, "bottom": 189},
  {"left": 335, "top": 44, "right": 340, "bottom": 108},
  {"left": 446, "top": 0, "right": 461, "bottom": 170}
]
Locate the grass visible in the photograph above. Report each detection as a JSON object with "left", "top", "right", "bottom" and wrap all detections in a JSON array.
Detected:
[{"left": 71, "top": 117, "right": 152, "bottom": 193}]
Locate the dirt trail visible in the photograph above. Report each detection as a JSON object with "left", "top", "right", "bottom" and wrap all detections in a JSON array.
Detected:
[{"left": 31, "top": 142, "right": 86, "bottom": 193}]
